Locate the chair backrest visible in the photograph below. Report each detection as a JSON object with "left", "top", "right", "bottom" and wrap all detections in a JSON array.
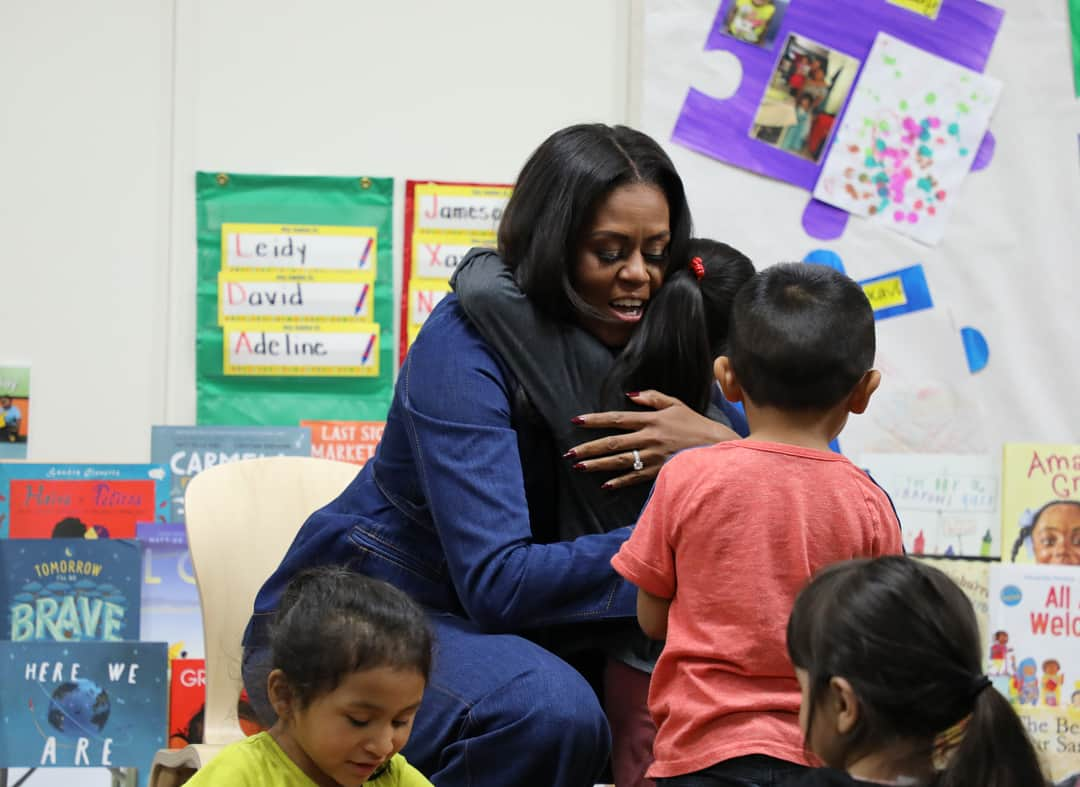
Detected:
[{"left": 183, "top": 455, "right": 359, "bottom": 745}]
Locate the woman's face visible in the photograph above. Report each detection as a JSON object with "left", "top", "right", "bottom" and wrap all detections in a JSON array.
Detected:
[
  {"left": 1031, "top": 503, "right": 1080, "bottom": 565},
  {"left": 573, "top": 182, "right": 670, "bottom": 348}
]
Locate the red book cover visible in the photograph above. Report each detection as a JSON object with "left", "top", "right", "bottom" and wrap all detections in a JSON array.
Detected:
[
  {"left": 168, "top": 658, "right": 205, "bottom": 747},
  {"left": 8, "top": 479, "right": 158, "bottom": 538}
]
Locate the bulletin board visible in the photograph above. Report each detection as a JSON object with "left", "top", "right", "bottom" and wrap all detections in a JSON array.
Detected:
[
  {"left": 195, "top": 172, "right": 394, "bottom": 425},
  {"left": 638, "top": 0, "right": 1080, "bottom": 459}
]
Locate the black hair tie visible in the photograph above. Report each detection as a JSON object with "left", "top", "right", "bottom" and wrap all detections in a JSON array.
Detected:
[{"left": 970, "top": 674, "right": 992, "bottom": 699}]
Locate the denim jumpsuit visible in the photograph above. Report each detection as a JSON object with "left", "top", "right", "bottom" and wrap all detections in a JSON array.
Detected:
[{"left": 243, "top": 295, "right": 637, "bottom": 787}]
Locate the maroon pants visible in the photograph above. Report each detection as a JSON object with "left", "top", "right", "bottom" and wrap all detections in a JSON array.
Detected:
[{"left": 605, "top": 657, "right": 657, "bottom": 787}]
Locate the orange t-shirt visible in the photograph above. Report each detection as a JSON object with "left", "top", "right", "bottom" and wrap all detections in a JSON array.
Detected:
[{"left": 611, "top": 440, "right": 903, "bottom": 778}]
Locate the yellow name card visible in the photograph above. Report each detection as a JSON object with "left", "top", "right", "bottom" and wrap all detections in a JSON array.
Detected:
[
  {"left": 223, "top": 321, "right": 380, "bottom": 377},
  {"left": 863, "top": 276, "right": 907, "bottom": 312},
  {"left": 221, "top": 223, "right": 378, "bottom": 274}
]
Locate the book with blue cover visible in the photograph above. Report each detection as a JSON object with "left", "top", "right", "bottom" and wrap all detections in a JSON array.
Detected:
[
  {"left": 137, "top": 522, "right": 203, "bottom": 660},
  {"left": 151, "top": 425, "right": 311, "bottom": 521},
  {"left": 0, "top": 539, "right": 142, "bottom": 643},
  {"left": 0, "top": 640, "right": 167, "bottom": 768},
  {"left": 0, "top": 463, "right": 169, "bottom": 539}
]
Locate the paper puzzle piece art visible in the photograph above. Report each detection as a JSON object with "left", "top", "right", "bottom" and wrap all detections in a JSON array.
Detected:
[
  {"left": 813, "top": 33, "right": 1001, "bottom": 245},
  {"left": 673, "top": 0, "right": 1004, "bottom": 240}
]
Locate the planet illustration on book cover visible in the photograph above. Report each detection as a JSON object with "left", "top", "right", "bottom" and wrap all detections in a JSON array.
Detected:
[{"left": 46, "top": 678, "right": 111, "bottom": 736}]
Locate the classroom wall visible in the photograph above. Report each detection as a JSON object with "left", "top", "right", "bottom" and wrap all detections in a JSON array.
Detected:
[
  {"left": 2, "top": 0, "right": 632, "bottom": 463},
  {"left": 0, "top": 1, "right": 630, "bottom": 782}
]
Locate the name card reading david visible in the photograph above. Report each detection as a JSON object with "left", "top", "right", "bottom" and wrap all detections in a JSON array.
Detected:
[
  {"left": 0, "top": 640, "right": 167, "bottom": 767},
  {"left": 224, "top": 321, "right": 380, "bottom": 377},
  {"left": 412, "top": 233, "right": 493, "bottom": 281},
  {"left": 218, "top": 270, "right": 374, "bottom": 323},
  {"left": 221, "top": 223, "right": 378, "bottom": 274},
  {"left": 413, "top": 183, "right": 512, "bottom": 234}
]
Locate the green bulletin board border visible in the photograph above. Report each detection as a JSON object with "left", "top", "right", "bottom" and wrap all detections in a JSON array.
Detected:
[
  {"left": 195, "top": 172, "right": 394, "bottom": 425},
  {"left": 1071, "top": 0, "right": 1080, "bottom": 97}
]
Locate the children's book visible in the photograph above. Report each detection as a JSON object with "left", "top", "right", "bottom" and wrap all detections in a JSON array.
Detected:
[
  {"left": 1000, "top": 443, "right": 1080, "bottom": 566},
  {"left": 862, "top": 453, "right": 1000, "bottom": 557},
  {"left": 168, "top": 658, "right": 205, "bottom": 747},
  {"left": 301, "top": 419, "right": 384, "bottom": 466},
  {"left": 0, "top": 640, "right": 167, "bottom": 768},
  {"left": 988, "top": 563, "right": 1080, "bottom": 784},
  {"left": 151, "top": 425, "right": 311, "bottom": 521},
  {"left": 0, "top": 464, "right": 168, "bottom": 539},
  {"left": 914, "top": 556, "right": 991, "bottom": 645},
  {"left": 0, "top": 540, "right": 141, "bottom": 643},
  {"left": 137, "top": 523, "right": 203, "bottom": 660}
]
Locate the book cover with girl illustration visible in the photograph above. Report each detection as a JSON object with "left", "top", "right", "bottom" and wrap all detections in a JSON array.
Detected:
[
  {"left": 1001, "top": 443, "right": 1080, "bottom": 566},
  {"left": 988, "top": 563, "right": 1079, "bottom": 783}
]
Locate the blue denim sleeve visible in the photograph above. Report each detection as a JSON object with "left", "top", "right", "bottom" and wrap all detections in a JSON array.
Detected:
[{"left": 399, "top": 298, "right": 636, "bottom": 632}]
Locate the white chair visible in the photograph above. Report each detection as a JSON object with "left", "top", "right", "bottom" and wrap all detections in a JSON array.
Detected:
[{"left": 148, "top": 456, "right": 359, "bottom": 787}]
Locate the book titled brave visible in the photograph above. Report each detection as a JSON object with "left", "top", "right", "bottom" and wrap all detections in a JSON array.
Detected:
[
  {"left": 0, "top": 539, "right": 141, "bottom": 642},
  {"left": 0, "top": 640, "right": 167, "bottom": 767}
]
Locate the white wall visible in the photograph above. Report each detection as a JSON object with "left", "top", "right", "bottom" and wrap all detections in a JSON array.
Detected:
[
  {"left": 0, "top": 1, "right": 631, "bottom": 782},
  {"left": 3, "top": 0, "right": 632, "bottom": 464}
]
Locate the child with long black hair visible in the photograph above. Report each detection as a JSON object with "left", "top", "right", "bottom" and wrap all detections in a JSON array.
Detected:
[
  {"left": 451, "top": 238, "right": 755, "bottom": 786},
  {"left": 189, "top": 566, "right": 433, "bottom": 786},
  {"left": 784, "top": 556, "right": 1046, "bottom": 787}
]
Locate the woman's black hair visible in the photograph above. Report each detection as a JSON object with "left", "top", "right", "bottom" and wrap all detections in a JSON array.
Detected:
[
  {"left": 1009, "top": 499, "right": 1080, "bottom": 562},
  {"left": 497, "top": 123, "right": 692, "bottom": 324},
  {"left": 603, "top": 238, "right": 755, "bottom": 412},
  {"left": 787, "top": 556, "right": 1045, "bottom": 787},
  {"left": 270, "top": 566, "right": 433, "bottom": 709}
]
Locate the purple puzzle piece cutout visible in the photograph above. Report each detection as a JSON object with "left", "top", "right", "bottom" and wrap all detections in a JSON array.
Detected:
[
  {"left": 970, "top": 130, "right": 996, "bottom": 172},
  {"left": 673, "top": 0, "right": 1003, "bottom": 195}
]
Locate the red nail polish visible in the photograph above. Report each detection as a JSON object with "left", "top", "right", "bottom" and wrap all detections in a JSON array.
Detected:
[
  {"left": 571, "top": 416, "right": 585, "bottom": 424},
  {"left": 573, "top": 463, "right": 586, "bottom": 471},
  {"left": 625, "top": 391, "right": 640, "bottom": 398},
  {"left": 563, "top": 449, "right": 577, "bottom": 459},
  {"left": 601, "top": 482, "right": 613, "bottom": 490}
]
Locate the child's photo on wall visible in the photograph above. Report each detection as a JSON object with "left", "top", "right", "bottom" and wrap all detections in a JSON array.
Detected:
[
  {"left": 721, "top": 0, "right": 789, "bottom": 49},
  {"left": 750, "top": 33, "right": 861, "bottom": 163}
]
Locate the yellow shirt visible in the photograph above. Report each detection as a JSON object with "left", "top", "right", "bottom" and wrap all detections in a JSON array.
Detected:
[{"left": 185, "top": 732, "right": 433, "bottom": 786}]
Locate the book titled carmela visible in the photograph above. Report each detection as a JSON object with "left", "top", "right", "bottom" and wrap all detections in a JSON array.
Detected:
[
  {"left": 151, "top": 425, "right": 311, "bottom": 521},
  {"left": 1001, "top": 443, "right": 1080, "bottom": 566},
  {"left": 987, "top": 563, "right": 1079, "bottom": 784},
  {"left": 0, "top": 640, "right": 167, "bottom": 768},
  {"left": 0, "top": 540, "right": 141, "bottom": 642}
]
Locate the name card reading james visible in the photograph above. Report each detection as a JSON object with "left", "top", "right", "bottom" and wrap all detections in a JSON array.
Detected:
[
  {"left": 224, "top": 321, "right": 380, "bottom": 377},
  {"left": 221, "top": 223, "right": 378, "bottom": 274},
  {"left": 412, "top": 184, "right": 512, "bottom": 234}
]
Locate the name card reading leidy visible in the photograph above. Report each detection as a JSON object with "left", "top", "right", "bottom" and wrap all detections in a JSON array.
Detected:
[
  {"left": 218, "top": 270, "right": 374, "bottom": 323},
  {"left": 413, "top": 184, "right": 512, "bottom": 234},
  {"left": 224, "top": 321, "right": 380, "bottom": 377},
  {"left": 222, "top": 223, "right": 378, "bottom": 274}
]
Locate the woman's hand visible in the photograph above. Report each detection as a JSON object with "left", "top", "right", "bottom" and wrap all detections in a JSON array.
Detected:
[{"left": 566, "top": 390, "right": 740, "bottom": 490}]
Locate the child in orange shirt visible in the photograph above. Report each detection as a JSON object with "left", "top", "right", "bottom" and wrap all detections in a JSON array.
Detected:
[{"left": 612, "top": 263, "right": 903, "bottom": 785}]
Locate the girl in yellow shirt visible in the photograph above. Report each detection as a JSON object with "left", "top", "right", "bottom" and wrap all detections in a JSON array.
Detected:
[{"left": 187, "top": 567, "right": 433, "bottom": 786}]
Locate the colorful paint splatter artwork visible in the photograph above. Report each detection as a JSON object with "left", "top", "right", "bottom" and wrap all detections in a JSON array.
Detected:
[{"left": 813, "top": 33, "right": 1001, "bottom": 245}]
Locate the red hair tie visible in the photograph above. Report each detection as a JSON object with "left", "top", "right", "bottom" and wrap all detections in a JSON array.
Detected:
[{"left": 689, "top": 256, "right": 705, "bottom": 281}]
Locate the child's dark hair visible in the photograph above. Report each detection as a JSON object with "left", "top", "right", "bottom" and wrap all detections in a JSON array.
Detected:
[
  {"left": 787, "top": 556, "right": 1046, "bottom": 787},
  {"left": 605, "top": 238, "right": 755, "bottom": 412},
  {"left": 270, "top": 566, "right": 433, "bottom": 709},
  {"left": 728, "top": 262, "right": 874, "bottom": 410},
  {"left": 1008, "top": 499, "right": 1080, "bottom": 562}
]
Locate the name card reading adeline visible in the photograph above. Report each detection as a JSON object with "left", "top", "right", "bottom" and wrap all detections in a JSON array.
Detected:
[{"left": 224, "top": 321, "right": 380, "bottom": 377}]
